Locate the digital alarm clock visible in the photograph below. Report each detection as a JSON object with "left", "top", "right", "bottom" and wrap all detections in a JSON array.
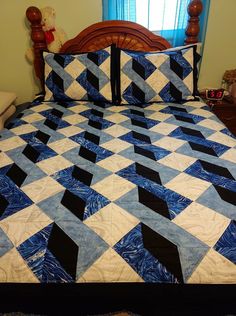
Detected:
[{"left": 205, "top": 88, "right": 225, "bottom": 101}]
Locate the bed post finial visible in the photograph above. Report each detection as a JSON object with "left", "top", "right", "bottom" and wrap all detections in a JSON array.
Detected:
[
  {"left": 26, "top": 6, "right": 47, "bottom": 91},
  {"left": 185, "top": 0, "right": 203, "bottom": 45}
]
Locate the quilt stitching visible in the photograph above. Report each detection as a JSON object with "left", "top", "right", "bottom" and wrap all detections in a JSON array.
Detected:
[{"left": 0, "top": 99, "right": 236, "bottom": 283}]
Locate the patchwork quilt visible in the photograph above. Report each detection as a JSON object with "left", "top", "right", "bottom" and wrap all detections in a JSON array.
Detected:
[{"left": 0, "top": 99, "right": 236, "bottom": 284}]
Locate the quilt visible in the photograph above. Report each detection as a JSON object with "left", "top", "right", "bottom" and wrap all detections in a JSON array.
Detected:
[{"left": 0, "top": 99, "right": 236, "bottom": 284}]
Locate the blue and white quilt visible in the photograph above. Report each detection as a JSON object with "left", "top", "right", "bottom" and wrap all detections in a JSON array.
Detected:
[{"left": 0, "top": 99, "right": 236, "bottom": 283}]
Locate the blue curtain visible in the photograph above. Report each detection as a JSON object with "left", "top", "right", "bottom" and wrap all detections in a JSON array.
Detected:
[
  {"left": 102, "top": 0, "right": 210, "bottom": 47},
  {"left": 199, "top": 0, "right": 211, "bottom": 44},
  {"left": 159, "top": 0, "right": 191, "bottom": 47},
  {"left": 102, "top": 0, "right": 136, "bottom": 21}
]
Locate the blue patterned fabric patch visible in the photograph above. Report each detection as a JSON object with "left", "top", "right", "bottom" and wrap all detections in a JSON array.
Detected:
[
  {"left": 0, "top": 171, "right": 33, "bottom": 220},
  {"left": 113, "top": 223, "right": 182, "bottom": 283},
  {"left": 5, "top": 119, "right": 27, "bottom": 130},
  {"left": 117, "top": 163, "right": 192, "bottom": 219},
  {"left": 185, "top": 160, "right": 236, "bottom": 192},
  {"left": 79, "top": 109, "right": 114, "bottom": 129},
  {"left": 169, "top": 127, "right": 230, "bottom": 156},
  {"left": 53, "top": 166, "right": 110, "bottom": 220},
  {"left": 214, "top": 220, "right": 236, "bottom": 264},
  {"left": 160, "top": 106, "right": 204, "bottom": 124},
  {"left": 221, "top": 128, "right": 236, "bottom": 139},
  {"left": 17, "top": 223, "right": 77, "bottom": 283},
  {"left": 70, "top": 133, "right": 114, "bottom": 163}
]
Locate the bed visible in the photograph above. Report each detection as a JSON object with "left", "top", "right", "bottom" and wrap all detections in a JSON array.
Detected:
[{"left": 0, "top": 1, "right": 236, "bottom": 314}]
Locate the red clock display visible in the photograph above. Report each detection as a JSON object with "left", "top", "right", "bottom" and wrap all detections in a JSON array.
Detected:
[{"left": 206, "top": 89, "right": 224, "bottom": 101}]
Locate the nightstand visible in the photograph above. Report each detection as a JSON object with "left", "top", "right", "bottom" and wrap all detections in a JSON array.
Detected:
[{"left": 208, "top": 96, "right": 236, "bottom": 136}]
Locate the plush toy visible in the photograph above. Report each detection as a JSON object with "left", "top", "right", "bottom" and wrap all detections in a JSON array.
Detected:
[{"left": 26, "top": 6, "right": 67, "bottom": 62}]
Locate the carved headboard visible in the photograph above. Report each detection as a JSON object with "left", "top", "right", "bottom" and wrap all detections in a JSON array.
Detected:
[{"left": 26, "top": 0, "right": 203, "bottom": 90}]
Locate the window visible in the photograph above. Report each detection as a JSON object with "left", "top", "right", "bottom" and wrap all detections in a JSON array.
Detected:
[
  {"left": 102, "top": 0, "right": 209, "bottom": 47},
  {"left": 136, "top": 0, "right": 189, "bottom": 32}
]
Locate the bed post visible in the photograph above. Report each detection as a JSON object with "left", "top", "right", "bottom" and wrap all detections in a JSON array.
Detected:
[
  {"left": 185, "top": 0, "right": 203, "bottom": 44},
  {"left": 26, "top": 6, "right": 47, "bottom": 91}
]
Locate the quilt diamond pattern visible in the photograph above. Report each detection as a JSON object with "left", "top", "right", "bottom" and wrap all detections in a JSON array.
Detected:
[{"left": 1, "top": 99, "right": 236, "bottom": 284}]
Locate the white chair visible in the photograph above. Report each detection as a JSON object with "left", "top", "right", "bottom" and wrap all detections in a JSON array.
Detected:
[{"left": 0, "top": 91, "right": 17, "bottom": 130}]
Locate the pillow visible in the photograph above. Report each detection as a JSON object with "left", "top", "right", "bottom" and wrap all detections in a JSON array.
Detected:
[
  {"left": 164, "top": 43, "right": 202, "bottom": 80},
  {"left": 43, "top": 45, "right": 116, "bottom": 103},
  {"left": 116, "top": 45, "right": 200, "bottom": 105}
]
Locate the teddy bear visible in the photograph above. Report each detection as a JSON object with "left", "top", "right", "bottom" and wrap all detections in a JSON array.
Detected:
[{"left": 26, "top": 6, "right": 67, "bottom": 62}]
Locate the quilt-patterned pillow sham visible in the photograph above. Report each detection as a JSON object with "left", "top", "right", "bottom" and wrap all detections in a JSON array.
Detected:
[
  {"left": 43, "top": 46, "right": 115, "bottom": 103},
  {"left": 117, "top": 45, "right": 198, "bottom": 105}
]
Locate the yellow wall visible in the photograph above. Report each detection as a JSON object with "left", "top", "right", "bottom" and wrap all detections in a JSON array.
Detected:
[
  {"left": 0, "top": 0, "right": 235, "bottom": 104},
  {"left": 198, "top": 0, "right": 236, "bottom": 90},
  {"left": 0, "top": 0, "right": 102, "bottom": 104}
]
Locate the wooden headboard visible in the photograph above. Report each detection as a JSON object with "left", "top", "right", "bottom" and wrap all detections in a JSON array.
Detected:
[{"left": 26, "top": 0, "right": 203, "bottom": 90}]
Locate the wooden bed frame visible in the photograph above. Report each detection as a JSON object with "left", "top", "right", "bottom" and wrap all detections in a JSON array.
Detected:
[
  {"left": 26, "top": 0, "right": 203, "bottom": 90},
  {"left": 2, "top": 3, "right": 236, "bottom": 313}
]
